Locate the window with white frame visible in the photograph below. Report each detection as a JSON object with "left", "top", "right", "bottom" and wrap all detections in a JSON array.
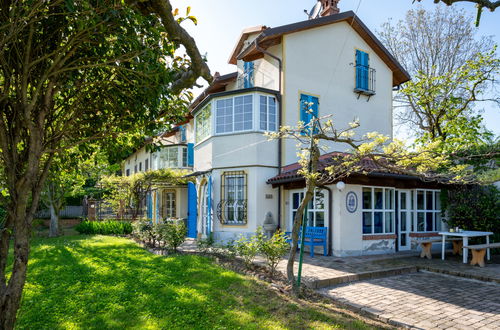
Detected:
[
  {"left": 161, "top": 190, "right": 176, "bottom": 219},
  {"left": 415, "top": 190, "right": 442, "bottom": 232},
  {"left": 362, "top": 187, "right": 395, "bottom": 234},
  {"left": 290, "top": 189, "right": 327, "bottom": 227},
  {"left": 216, "top": 95, "right": 253, "bottom": 134},
  {"left": 259, "top": 95, "right": 277, "bottom": 131},
  {"left": 195, "top": 103, "right": 211, "bottom": 143},
  {"left": 153, "top": 146, "right": 188, "bottom": 169}
]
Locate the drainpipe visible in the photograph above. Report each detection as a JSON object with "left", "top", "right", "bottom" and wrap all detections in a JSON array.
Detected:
[
  {"left": 320, "top": 185, "right": 333, "bottom": 256},
  {"left": 255, "top": 43, "right": 283, "bottom": 229}
]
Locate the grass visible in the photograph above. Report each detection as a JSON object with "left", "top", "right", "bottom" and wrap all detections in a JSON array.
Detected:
[{"left": 11, "top": 235, "right": 382, "bottom": 329}]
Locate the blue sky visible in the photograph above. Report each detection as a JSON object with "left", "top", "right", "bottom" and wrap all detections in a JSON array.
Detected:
[{"left": 171, "top": 0, "right": 499, "bottom": 137}]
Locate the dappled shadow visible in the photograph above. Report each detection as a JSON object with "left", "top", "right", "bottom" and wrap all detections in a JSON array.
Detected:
[{"left": 16, "top": 236, "right": 377, "bottom": 329}]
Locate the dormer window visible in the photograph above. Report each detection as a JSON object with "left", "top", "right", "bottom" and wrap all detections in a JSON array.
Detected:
[
  {"left": 354, "top": 50, "right": 376, "bottom": 96},
  {"left": 179, "top": 125, "right": 187, "bottom": 142}
]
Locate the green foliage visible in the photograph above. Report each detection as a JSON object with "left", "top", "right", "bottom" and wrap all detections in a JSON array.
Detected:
[
  {"left": 162, "top": 222, "right": 186, "bottom": 252},
  {"left": 197, "top": 234, "right": 215, "bottom": 254},
  {"left": 442, "top": 185, "right": 500, "bottom": 244},
  {"left": 132, "top": 219, "right": 155, "bottom": 243},
  {"left": 100, "top": 169, "right": 192, "bottom": 217},
  {"left": 132, "top": 220, "right": 186, "bottom": 251},
  {"left": 0, "top": 207, "right": 6, "bottom": 230},
  {"left": 235, "top": 234, "right": 260, "bottom": 268},
  {"left": 75, "top": 221, "right": 132, "bottom": 235},
  {"left": 11, "top": 236, "right": 368, "bottom": 329},
  {"left": 256, "top": 229, "right": 290, "bottom": 278}
]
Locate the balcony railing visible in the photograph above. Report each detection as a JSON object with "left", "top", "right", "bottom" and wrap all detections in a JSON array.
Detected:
[{"left": 354, "top": 65, "right": 376, "bottom": 96}]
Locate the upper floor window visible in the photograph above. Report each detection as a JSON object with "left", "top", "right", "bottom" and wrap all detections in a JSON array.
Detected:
[
  {"left": 362, "top": 187, "right": 395, "bottom": 234},
  {"left": 260, "top": 95, "right": 277, "bottom": 131},
  {"left": 216, "top": 95, "right": 253, "bottom": 134},
  {"left": 153, "top": 146, "right": 188, "bottom": 169},
  {"left": 195, "top": 104, "right": 211, "bottom": 143},
  {"left": 139, "top": 162, "right": 142, "bottom": 172},
  {"left": 300, "top": 93, "right": 319, "bottom": 134},
  {"left": 126, "top": 169, "right": 130, "bottom": 176},
  {"left": 145, "top": 159, "right": 149, "bottom": 171},
  {"left": 354, "top": 50, "right": 376, "bottom": 95},
  {"left": 134, "top": 165, "right": 137, "bottom": 173}
]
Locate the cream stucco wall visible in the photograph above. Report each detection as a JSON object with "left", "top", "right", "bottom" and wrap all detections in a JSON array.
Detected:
[
  {"left": 281, "top": 21, "right": 394, "bottom": 165},
  {"left": 122, "top": 146, "right": 151, "bottom": 176}
]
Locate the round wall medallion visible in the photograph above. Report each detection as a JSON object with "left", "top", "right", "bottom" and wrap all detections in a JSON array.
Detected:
[{"left": 346, "top": 191, "right": 358, "bottom": 213}]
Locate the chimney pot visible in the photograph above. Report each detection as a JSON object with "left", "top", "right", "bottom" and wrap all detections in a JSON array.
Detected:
[{"left": 320, "top": 0, "right": 340, "bottom": 17}]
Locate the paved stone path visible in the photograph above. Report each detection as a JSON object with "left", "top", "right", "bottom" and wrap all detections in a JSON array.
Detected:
[{"left": 321, "top": 272, "right": 500, "bottom": 329}]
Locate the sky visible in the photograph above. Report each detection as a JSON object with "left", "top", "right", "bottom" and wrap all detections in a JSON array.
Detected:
[{"left": 171, "top": 0, "right": 500, "bottom": 137}]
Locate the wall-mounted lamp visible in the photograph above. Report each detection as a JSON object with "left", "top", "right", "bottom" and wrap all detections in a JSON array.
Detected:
[{"left": 336, "top": 181, "right": 345, "bottom": 191}]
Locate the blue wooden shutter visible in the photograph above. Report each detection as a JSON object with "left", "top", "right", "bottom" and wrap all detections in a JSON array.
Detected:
[
  {"left": 180, "top": 125, "right": 186, "bottom": 142},
  {"left": 187, "top": 182, "right": 197, "bottom": 238},
  {"left": 207, "top": 176, "right": 212, "bottom": 235},
  {"left": 355, "top": 50, "right": 369, "bottom": 90},
  {"left": 187, "top": 143, "right": 194, "bottom": 167},
  {"left": 244, "top": 61, "right": 254, "bottom": 88},
  {"left": 300, "top": 94, "right": 319, "bottom": 134},
  {"left": 146, "top": 192, "right": 152, "bottom": 220}
]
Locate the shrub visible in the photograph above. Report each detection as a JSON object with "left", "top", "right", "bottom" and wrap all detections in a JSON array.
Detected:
[
  {"left": 257, "top": 229, "right": 289, "bottom": 278},
  {"left": 161, "top": 222, "right": 186, "bottom": 252},
  {"left": 443, "top": 185, "right": 500, "bottom": 246},
  {"left": 132, "top": 219, "right": 154, "bottom": 244},
  {"left": 235, "top": 234, "right": 259, "bottom": 268},
  {"left": 76, "top": 220, "right": 132, "bottom": 235}
]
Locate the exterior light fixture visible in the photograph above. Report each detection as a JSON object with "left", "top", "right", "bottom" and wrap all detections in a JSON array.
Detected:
[{"left": 336, "top": 181, "right": 345, "bottom": 191}]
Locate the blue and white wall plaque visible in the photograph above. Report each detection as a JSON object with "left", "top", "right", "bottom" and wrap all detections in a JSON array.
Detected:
[{"left": 346, "top": 191, "right": 358, "bottom": 213}]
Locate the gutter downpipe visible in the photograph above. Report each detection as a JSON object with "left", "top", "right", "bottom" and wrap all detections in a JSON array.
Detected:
[{"left": 255, "top": 42, "right": 283, "bottom": 230}]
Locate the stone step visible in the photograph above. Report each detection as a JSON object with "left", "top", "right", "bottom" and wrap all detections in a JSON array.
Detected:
[{"left": 306, "top": 266, "right": 418, "bottom": 289}]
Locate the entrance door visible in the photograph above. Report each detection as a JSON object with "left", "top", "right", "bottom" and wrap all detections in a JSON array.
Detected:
[{"left": 397, "top": 190, "right": 412, "bottom": 251}]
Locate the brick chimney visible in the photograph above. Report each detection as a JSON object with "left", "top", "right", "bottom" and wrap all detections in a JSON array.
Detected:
[{"left": 320, "top": 0, "right": 340, "bottom": 16}]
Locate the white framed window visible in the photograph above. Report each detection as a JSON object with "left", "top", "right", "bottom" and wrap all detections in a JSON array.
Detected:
[
  {"left": 415, "top": 189, "right": 442, "bottom": 232},
  {"left": 153, "top": 146, "right": 188, "bottom": 169},
  {"left": 362, "top": 187, "right": 395, "bottom": 234},
  {"left": 195, "top": 103, "right": 211, "bottom": 143},
  {"left": 290, "top": 189, "right": 327, "bottom": 228},
  {"left": 161, "top": 190, "right": 176, "bottom": 219},
  {"left": 259, "top": 95, "right": 277, "bottom": 131},
  {"left": 215, "top": 95, "right": 253, "bottom": 134}
]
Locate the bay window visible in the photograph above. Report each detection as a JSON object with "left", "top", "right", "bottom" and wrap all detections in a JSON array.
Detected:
[
  {"left": 362, "top": 187, "right": 395, "bottom": 234},
  {"left": 260, "top": 95, "right": 277, "bottom": 131},
  {"left": 195, "top": 103, "right": 211, "bottom": 143},
  {"left": 152, "top": 146, "right": 188, "bottom": 169},
  {"left": 216, "top": 95, "right": 253, "bottom": 134}
]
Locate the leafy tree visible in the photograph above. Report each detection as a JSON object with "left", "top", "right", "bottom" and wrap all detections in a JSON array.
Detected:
[
  {"left": 378, "top": 7, "right": 498, "bottom": 148},
  {"left": 0, "top": 1, "right": 211, "bottom": 327}
]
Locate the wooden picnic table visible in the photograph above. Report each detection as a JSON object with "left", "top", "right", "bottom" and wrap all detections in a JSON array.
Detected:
[{"left": 438, "top": 231, "right": 494, "bottom": 264}]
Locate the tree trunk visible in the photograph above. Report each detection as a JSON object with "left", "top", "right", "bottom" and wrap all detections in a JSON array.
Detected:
[{"left": 49, "top": 202, "right": 59, "bottom": 238}]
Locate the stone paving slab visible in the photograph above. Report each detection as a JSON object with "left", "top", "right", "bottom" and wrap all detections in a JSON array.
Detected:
[{"left": 320, "top": 272, "right": 500, "bottom": 329}]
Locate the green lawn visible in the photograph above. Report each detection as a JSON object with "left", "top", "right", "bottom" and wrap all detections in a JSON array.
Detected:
[{"left": 11, "top": 235, "right": 379, "bottom": 329}]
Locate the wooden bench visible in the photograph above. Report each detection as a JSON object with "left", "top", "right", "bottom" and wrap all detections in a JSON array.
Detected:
[
  {"left": 412, "top": 238, "right": 464, "bottom": 259},
  {"left": 463, "top": 242, "right": 500, "bottom": 267},
  {"left": 285, "top": 226, "right": 328, "bottom": 257}
]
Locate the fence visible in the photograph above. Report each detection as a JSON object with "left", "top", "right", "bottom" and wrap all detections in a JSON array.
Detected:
[{"left": 35, "top": 206, "right": 84, "bottom": 219}]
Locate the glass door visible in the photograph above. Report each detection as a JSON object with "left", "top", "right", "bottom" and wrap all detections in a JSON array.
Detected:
[{"left": 397, "top": 190, "right": 412, "bottom": 251}]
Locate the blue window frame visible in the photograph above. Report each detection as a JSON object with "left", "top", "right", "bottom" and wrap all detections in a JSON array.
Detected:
[
  {"left": 299, "top": 93, "right": 319, "bottom": 134},
  {"left": 187, "top": 143, "right": 194, "bottom": 167},
  {"left": 243, "top": 61, "right": 254, "bottom": 88},
  {"left": 355, "top": 50, "right": 369, "bottom": 91}
]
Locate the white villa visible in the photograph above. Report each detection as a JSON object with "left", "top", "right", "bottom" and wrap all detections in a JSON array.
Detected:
[{"left": 122, "top": 0, "right": 447, "bottom": 256}]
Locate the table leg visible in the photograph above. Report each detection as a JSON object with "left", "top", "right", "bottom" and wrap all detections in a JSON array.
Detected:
[
  {"left": 441, "top": 235, "right": 446, "bottom": 260},
  {"left": 486, "top": 235, "right": 490, "bottom": 260},
  {"left": 463, "top": 237, "right": 468, "bottom": 264}
]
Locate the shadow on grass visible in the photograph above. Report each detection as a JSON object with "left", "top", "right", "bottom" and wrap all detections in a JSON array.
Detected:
[{"left": 15, "top": 235, "right": 375, "bottom": 329}]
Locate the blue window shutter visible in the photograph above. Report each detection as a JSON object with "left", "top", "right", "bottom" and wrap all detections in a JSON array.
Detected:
[
  {"left": 244, "top": 61, "right": 254, "bottom": 88},
  {"left": 207, "top": 176, "right": 212, "bottom": 235},
  {"left": 187, "top": 143, "right": 194, "bottom": 167},
  {"left": 300, "top": 94, "right": 319, "bottom": 135},
  {"left": 180, "top": 125, "right": 186, "bottom": 142},
  {"left": 187, "top": 182, "right": 198, "bottom": 238},
  {"left": 355, "top": 50, "right": 369, "bottom": 90}
]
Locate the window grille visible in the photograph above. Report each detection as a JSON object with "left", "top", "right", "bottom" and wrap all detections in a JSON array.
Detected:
[{"left": 217, "top": 171, "right": 248, "bottom": 225}]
